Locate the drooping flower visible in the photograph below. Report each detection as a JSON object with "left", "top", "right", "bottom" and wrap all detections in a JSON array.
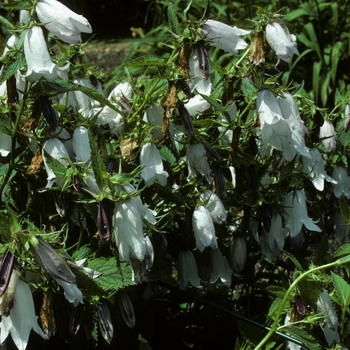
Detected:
[
  {"left": 332, "top": 166, "right": 350, "bottom": 198},
  {"left": 140, "top": 142, "right": 169, "bottom": 187},
  {"left": 283, "top": 189, "right": 322, "bottom": 237},
  {"left": 35, "top": 0, "right": 92, "bottom": 44},
  {"left": 200, "top": 190, "right": 227, "bottom": 224},
  {"left": 22, "top": 26, "right": 66, "bottom": 81},
  {"left": 184, "top": 94, "right": 210, "bottom": 115},
  {"left": 201, "top": 19, "right": 250, "bottom": 56},
  {"left": 0, "top": 279, "right": 48, "bottom": 350},
  {"left": 72, "top": 126, "right": 91, "bottom": 165},
  {"left": 210, "top": 249, "right": 232, "bottom": 287},
  {"left": 192, "top": 206, "right": 218, "bottom": 252},
  {"left": 302, "top": 148, "right": 336, "bottom": 191},
  {"left": 265, "top": 22, "right": 299, "bottom": 64},
  {"left": 319, "top": 120, "right": 337, "bottom": 151},
  {"left": 186, "top": 143, "right": 212, "bottom": 183},
  {"left": 114, "top": 199, "right": 146, "bottom": 263},
  {"left": 178, "top": 250, "right": 202, "bottom": 290},
  {"left": 230, "top": 236, "right": 247, "bottom": 272}
]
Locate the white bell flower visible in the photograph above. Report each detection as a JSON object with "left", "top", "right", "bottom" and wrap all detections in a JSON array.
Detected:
[
  {"left": 283, "top": 189, "right": 321, "bottom": 237},
  {"left": 302, "top": 148, "right": 336, "bottom": 191},
  {"left": 230, "top": 236, "right": 247, "bottom": 272},
  {"left": 332, "top": 166, "right": 350, "bottom": 198},
  {"left": 192, "top": 206, "right": 218, "bottom": 252},
  {"left": 186, "top": 143, "right": 212, "bottom": 183},
  {"left": 210, "top": 249, "right": 232, "bottom": 287},
  {"left": 178, "top": 250, "right": 202, "bottom": 290},
  {"left": 72, "top": 126, "right": 91, "bottom": 165},
  {"left": 140, "top": 142, "right": 169, "bottom": 187},
  {"left": 35, "top": 0, "right": 92, "bottom": 44},
  {"left": 319, "top": 120, "right": 337, "bottom": 151},
  {"left": 22, "top": 26, "right": 66, "bottom": 81},
  {"left": 265, "top": 22, "right": 299, "bottom": 64},
  {"left": 200, "top": 190, "right": 227, "bottom": 224},
  {"left": 188, "top": 50, "right": 212, "bottom": 96},
  {"left": 201, "top": 19, "right": 250, "bottom": 56},
  {"left": 114, "top": 199, "right": 146, "bottom": 263},
  {"left": 54, "top": 278, "right": 83, "bottom": 307},
  {"left": 0, "top": 279, "right": 48, "bottom": 350},
  {"left": 184, "top": 95, "right": 210, "bottom": 115}
]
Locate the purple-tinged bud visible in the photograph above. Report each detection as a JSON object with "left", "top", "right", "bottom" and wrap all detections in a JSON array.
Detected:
[
  {"left": 89, "top": 75, "right": 99, "bottom": 89},
  {"left": 248, "top": 164, "right": 258, "bottom": 192},
  {"left": 96, "top": 300, "right": 114, "bottom": 343},
  {"left": 196, "top": 41, "right": 210, "bottom": 80},
  {"left": 119, "top": 93, "right": 136, "bottom": 114},
  {"left": 0, "top": 250, "right": 14, "bottom": 297},
  {"left": 106, "top": 158, "right": 114, "bottom": 174},
  {"left": 97, "top": 199, "right": 112, "bottom": 244},
  {"left": 0, "top": 269, "right": 19, "bottom": 316},
  {"left": 40, "top": 96, "right": 58, "bottom": 132},
  {"left": 30, "top": 237, "right": 76, "bottom": 284},
  {"left": 213, "top": 167, "right": 226, "bottom": 199},
  {"left": 178, "top": 105, "right": 194, "bottom": 138},
  {"left": 53, "top": 192, "right": 66, "bottom": 218},
  {"left": 72, "top": 175, "right": 81, "bottom": 192},
  {"left": 70, "top": 304, "right": 83, "bottom": 335},
  {"left": 118, "top": 291, "right": 135, "bottom": 329},
  {"left": 296, "top": 295, "right": 306, "bottom": 316},
  {"left": 177, "top": 79, "right": 193, "bottom": 99},
  {"left": 204, "top": 143, "right": 222, "bottom": 164}
]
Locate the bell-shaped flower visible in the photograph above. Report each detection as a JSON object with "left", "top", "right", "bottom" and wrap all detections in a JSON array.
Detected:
[
  {"left": 178, "top": 250, "right": 202, "bottom": 290},
  {"left": 114, "top": 199, "right": 146, "bottom": 263},
  {"left": 230, "top": 236, "right": 247, "bottom": 272},
  {"left": 22, "top": 26, "right": 66, "bottom": 82},
  {"left": 302, "top": 148, "right": 336, "bottom": 191},
  {"left": 186, "top": 143, "right": 212, "bottom": 183},
  {"left": 332, "top": 166, "right": 350, "bottom": 198},
  {"left": 42, "top": 138, "right": 70, "bottom": 188},
  {"left": 283, "top": 189, "right": 322, "bottom": 237},
  {"left": 72, "top": 126, "right": 91, "bottom": 165},
  {"left": 320, "top": 120, "right": 337, "bottom": 151},
  {"left": 316, "top": 289, "right": 340, "bottom": 346},
  {"left": 201, "top": 19, "right": 250, "bottom": 56},
  {"left": 140, "top": 142, "right": 169, "bottom": 187},
  {"left": 0, "top": 132, "right": 11, "bottom": 157},
  {"left": 0, "top": 279, "right": 48, "bottom": 350},
  {"left": 54, "top": 278, "right": 83, "bottom": 307},
  {"left": 0, "top": 269, "right": 19, "bottom": 316},
  {"left": 184, "top": 94, "right": 210, "bottom": 115},
  {"left": 192, "top": 206, "right": 218, "bottom": 252},
  {"left": 35, "top": 0, "right": 92, "bottom": 44},
  {"left": 188, "top": 44, "right": 212, "bottom": 96},
  {"left": 265, "top": 22, "right": 299, "bottom": 64},
  {"left": 200, "top": 190, "right": 227, "bottom": 224},
  {"left": 210, "top": 249, "right": 232, "bottom": 287}
]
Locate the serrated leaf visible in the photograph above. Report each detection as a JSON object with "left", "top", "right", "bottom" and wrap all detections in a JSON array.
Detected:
[
  {"left": 334, "top": 89, "right": 343, "bottom": 105},
  {"left": 0, "top": 113, "right": 12, "bottom": 136},
  {"left": 126, "top": 55, "right": 166, "bottom": 67},
  {"left": 280, "top": 325, "right": 321, "bottom": 350},
  {"left": 241, "top": 78, "right": 257, "bottom": 98},
  {"left": 268, "top": 297, "right": 283, "bottom": 319},
  {"left": 88, "top": 132, "right": 107, "bottom": 191},
  {"left": 159, "top": 146, "right": 176, "bottom": 165},
  {"left": 72, "top": 245, "right": 94, "bottom": 261},
  {"left": 167, "top": 2, "right": 180, "bottom": 35},
  {"left": 266, "top": 285, "right": 288, "bottom": 299},
  {"left": 87, "top": 258, "right": 133, "bottom": 293},
  {"left": 336, "top": 119, "right": 350, "bottom": 147},
  {"left": 43, "top": 150, "right": 70, "bottom": 187},
  {"left": 298, "top": 278, "right": 322, "bottom": 309},
  {"left": 334, "top": 242, "right": 350, "bottom": 257},
  {"left": 0, "top": 54, "right": 26, "bottom": 85},
  {"left": 198, "top": 92, "right": 231, "bottom": 120},
  {"left": 283, "top": 250, "right": 304, "bottom": 272},
  {"left": 331, "top": 272, "right": 350, "bottom": 309}
]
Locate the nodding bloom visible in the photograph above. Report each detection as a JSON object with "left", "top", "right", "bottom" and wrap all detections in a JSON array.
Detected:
[
  {"left": 186, "top": 143, "right": 212, "bottom": 183},
  {"left": 72, "top": 126, "right": 91, "bottom": 165},
  {"left": 140, "top": 142, "right": 169, "bottom": 187},
  {"left": 319, "top": 120, "right": 337, "bottom": 151},
  {"left": 192, "top": 206, "right": 218, "bottom": 252},
  {"left": 265, "top": 22, "right": 299, "bottom": 64},
  {"left": 283, "top": 189, "right": 322, "bottom": 237},
  {"left": 178, "top": 250, "right": 202, "bottom": 290},
  {"left": 0, "top": 279, "right": 48, "bottom": 350},
  {"left": 23, "top": 26, "right": 67, "bottom": 82},
  {"left": 332, "top": 166, "right": 350, "bottom": 199},
  {"left": 35, "top": 0, "right": 92, "bottom": 44},
  {"left": 230, "top": 236, "right": 247, "bottom": 272},
  {"left": 200, "top": 190, "right": 227, "bottom": 224},
  {"left": 201, "top": 19, "right": 250, "bottom": 56},
  {"left": 210, "top": 249, "right": 232, "bottom": 287}
]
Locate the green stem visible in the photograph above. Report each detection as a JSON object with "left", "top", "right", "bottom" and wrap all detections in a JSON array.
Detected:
[{"left": 254, "top": 257, "right": 346, "bottom": 349}]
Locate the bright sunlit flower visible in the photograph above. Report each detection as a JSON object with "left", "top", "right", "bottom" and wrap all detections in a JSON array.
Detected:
[
  {"left": 192, "top": 206, "right": 218, "bottom": 252},
  {"left": 201, "top": 19, "right": 250, "bottom": 56},
  {"left": 140, "top": 142, "right": 169, "bottom": 187},
  {"left": 0, "top": 279, "right": 48, "bottom": 350},
  {"left": 265, "top": 22, "right": 299, "bottom": 64},
  {"left": 319, "top": 120, "right": 337, "bottom": 151},
  {"left": 36, "top": 0, "right": 92, "bottom": 44},
  {"left": 200, "top": 190, "right": 227, "bottom": 224},
  {"left": 332, "top": 166, "right": 350, "bottom": 198},
  {"left": 283, "top": 189, "right": 322, "bottom": 237}
]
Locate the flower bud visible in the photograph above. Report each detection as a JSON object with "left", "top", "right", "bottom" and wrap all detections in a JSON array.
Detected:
[
  {"left": 230, "top": 236, "right": 247, "bottom": 273},
  {"left": 178, "top": 250, "right": 202, "bottom": 290},
  {"left": 96, "top": 300, "right": 114, "bottom": 343},
  {"left": 178, "top": 105, "right": 194, "bottom": 138},
  {"left": 118, "top": 291, "right": 135, "bottom": 329},
  {"left": 0, "top": 250, "right": 14, "bottom": 297},
  {"left": 70, "top": 304, "right": 83, "bottom": 335},
  {"left": 40, "top": 96, "right": 58, "bottom": 132},
  {"left": 97, "top": 198, "right": 112, "bottom": 244},
  {"left": 0, "top": 269, "right": 19, "bottom": 316}
]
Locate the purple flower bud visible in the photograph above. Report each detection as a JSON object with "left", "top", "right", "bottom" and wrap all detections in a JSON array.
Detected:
[
  {"left": 97, "top": 199, "right": 112, "bottom": 244},
  {"left": 118, "top": 291, "right": 135, "bottom": 329},
  {"left": 0, "top": 250, "right": 14, "bottom": 297},
  {"left": 204, "top": 143, "right": 222, "bottom": 164},
  {"left": 177, "top": 79, "right": 192, "bottom": 98},
  {"left": 40, "top": 96, "right": 58, "bottom": 132},
  {"left": 96, "top": 300, "right": 114, "bottom": 343},
  {"left": 178, "top": 105, "right": 194, "bottom": 138},
  {"left": 295, "top": 295, "right": 306, "bottom": 316},
  {"left": 196, "top": 41, "right": 210, "bottom": 80},
  {"left": 70, "top": 304, "right": 83, "bottom": 335}
]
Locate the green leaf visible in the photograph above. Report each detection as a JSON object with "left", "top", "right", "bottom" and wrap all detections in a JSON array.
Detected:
[
  {"left": 336, "top": 119, "right": 350, "bottom": 147},
  {"left": 0, "top": 113, "right": 12, "bottom": 136},
  {"left": 285, "top": 8, "right": 310, "bottom": 21},
  {"left": 87, "top": 258, "right": 133, "bottom": 292},
  {"left": 0, "top": 54, "right": 26, "bottom": 85},
  {"left": 298, "top": 278, "right": 322, "bottom": 309},
  {"left": 321, "top": 71, "right": 331, "bottom": 106},
  {"left": 88, "top": 131, "right": 107, "bottom": 191},
  {"left": 268, "top": 297, "right": 284, "bottom": 319},
  {"left": 159, "top": 146, "right": 176, "bottom": 165},
  {"left": 167, "top": 2, "right": 180, "bottom": 35},
  {"left": 339, "top": 196, "right": 350, "bottom": 223},
  {"left": 331, "top": 41, "right": 342, "bottom": 84},
  {"left": 0, "top": 15, "right": 15, "bottom": 30},
  {"left": 198, "top": 93, "right": 230, "bottom": 119},
  {"left": 0, "top": 214, "right": 12, "bottom": 244},
  {"left": 126, "top": 55, "right": 166, "bottom": 67},
  {"left": 283, "top": 250, "right": 304, "bottom": 272},
  {"left": 42, "top": 150, "right": 69, "bottom": 187},
  {"left": 280, "top": 325, "right": 321, "bottom": 350},
  {"left": 334, "top": 242, "right": 350, "bottom": 257},
  {"left": 334, "top": 89, "right": 343, "bottom": 105},
  {"left": 312, "top": 61, "right": 321, "bottom": 105},
  {"left": 72, "top": 245, "right": 94, "bottom": 261},
  {"left": 266, "top": 285, "right": 288, "bottom": 299},
  {"left": 331, "top": 272, "right": 350, "bottom": 309}
]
